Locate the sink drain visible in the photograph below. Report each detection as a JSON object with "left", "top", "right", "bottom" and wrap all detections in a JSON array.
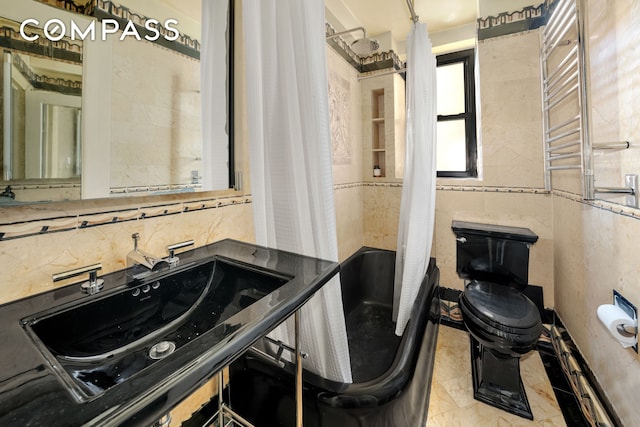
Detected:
[{"left": 149, "top": 341, "right": 176, "bottom": 360}]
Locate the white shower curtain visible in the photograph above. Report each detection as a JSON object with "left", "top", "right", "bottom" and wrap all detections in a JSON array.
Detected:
[
  {"left": 201, "top": 0, "right": 229, "bottom": 190},
  {"left": 243, "top": 0, "right": 352, "bottom": 383},
  {"left": 393, "top": 22, "right": 437, "bottom": 336}
]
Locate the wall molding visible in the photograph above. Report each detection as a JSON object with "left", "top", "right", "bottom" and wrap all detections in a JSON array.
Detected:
[
  {"left": 437, "top": 185, "right": 549, "bottom": 194},
  {"left": 553, "top": 189, "right": 640, "bottom": 220},
  {"left": 477, "top": 3, "right": 547, "bottom": 40},
  {"left": 0, "top": 194, "right": 252, "bottom": 241},
  {"left": 12, "top": 52, "right": 82, "bottom": 95},
  {"left": 6, "top": 185, "right": 635, "bottom": 242},
  {"left": 110, "top": 183, "right": 203, "bottom": 196},
  {"left": 0, "top": 21, "right": 83, "bottom": 63},
  {"left": 333, "top": 182, "right": 552, "bottom": 194}
]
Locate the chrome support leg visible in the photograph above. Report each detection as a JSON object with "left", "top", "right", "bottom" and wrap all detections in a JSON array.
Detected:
[
  {"left": 295, "top": 310, "right": 303, "bottom": 427},
  {"left": 218, "top": 370, "right": 224, "bottom": 427}
]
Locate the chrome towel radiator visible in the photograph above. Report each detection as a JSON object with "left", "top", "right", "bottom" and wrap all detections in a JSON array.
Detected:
[{"left": 541, "top": 0, "right": 635, "bottom": 205}]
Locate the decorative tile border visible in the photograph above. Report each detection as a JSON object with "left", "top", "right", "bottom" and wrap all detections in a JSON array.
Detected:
[
  {"left": 34, "top": 0, "right": 93, "bottom": 15},
  {"left": 333, "top": 182, "right": 363, "bottom": 191},
  {"left": 3, "top": 182, "right": 81, "bottom": 191},
  {"left": 437, "top": 185, "right": 549, "bottom": 194},
  {"left": 110, "top": 184, "right": 202, "bottom": 196},
  {"left": 12, "top": 52, "right": 82, "bottom": 96},
  {"left": 333, "top": 181, "right": 403, "bottom": 190},
  {"left": 93, "top": 0, "right": 200, "bottom": 59},
  {"left": 553, "top": 189, "right": 640, "bottom": 220},
  {"left": 550, "top": 325, "right": 615, "bottom": 426},
  {"left": 360, "top": 50, "right": 404, "bottom": 73},
  {"left": 0, "top": 195, "right": 252, "bottom": 241},
  {"left": 0, "top": 20, "right": 83, "bottom": 64},
  {"left": 78, "top": 208, "right": 139, "bottom": 228},
  {"left": 0, "top": 215, "right": 79, "bottom": 240},
  {"left": 32, "top": 0, "right": 201, "bottom": 60},
  {"left": 477, "top": 3, "right": 547, "bottom": 40},
  {"left": 334, "top": 182, "right": 553, "bottom": 194},
  {"left": 6, "top": 185, "right": 634, "bottom": 241}
]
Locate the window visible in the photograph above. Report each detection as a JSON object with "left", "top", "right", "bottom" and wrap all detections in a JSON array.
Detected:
[{"left": 436, "top": 49, "right": 477, "bottom": 178}]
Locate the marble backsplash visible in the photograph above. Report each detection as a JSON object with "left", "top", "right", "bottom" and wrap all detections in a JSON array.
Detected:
[{"left": 0, "top": 193, "right": 255, "bottom": 305}]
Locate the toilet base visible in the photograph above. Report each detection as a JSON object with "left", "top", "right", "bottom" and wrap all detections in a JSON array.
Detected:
[{"left": 469, "top": 336, "right": 533, "bottom": 420}]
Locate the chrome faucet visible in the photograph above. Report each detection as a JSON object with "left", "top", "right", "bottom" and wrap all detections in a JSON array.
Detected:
[
  {"left": 127, "top": 233, "right": 169, "bottom": 280},
  {"left": 53, "top": 263, "right": 104, "bottom": 295},
  {"left": 166, "top": 239, "right": 194, "bottom": 267}
]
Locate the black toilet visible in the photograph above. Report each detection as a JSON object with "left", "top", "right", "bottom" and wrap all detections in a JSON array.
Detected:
[{"left": 452, "top": 220, "right": 543, "bottom": 420}]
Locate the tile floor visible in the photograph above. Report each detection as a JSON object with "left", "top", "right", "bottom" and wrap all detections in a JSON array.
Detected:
[{"left": 427, "top": 326, "right": 568, "bottom": 427}]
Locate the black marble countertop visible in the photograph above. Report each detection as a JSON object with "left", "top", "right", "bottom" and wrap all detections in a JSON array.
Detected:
[{"left": 0, "top": 239, "right": 339, "bottom": 426}]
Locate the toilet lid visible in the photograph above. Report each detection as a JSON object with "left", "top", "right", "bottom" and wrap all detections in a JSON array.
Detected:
[{"left": 461, "top": 280, "right": 541, "bottom": 331}]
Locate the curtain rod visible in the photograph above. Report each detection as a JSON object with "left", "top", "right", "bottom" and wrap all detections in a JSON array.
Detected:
[{"left": 405, "top": 0, "right": 419, "bottom": 23}]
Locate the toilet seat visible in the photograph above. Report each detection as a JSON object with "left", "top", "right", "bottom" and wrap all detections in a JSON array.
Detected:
[{"left": 459, "top": 280, "right": 542, "bottom": 355}]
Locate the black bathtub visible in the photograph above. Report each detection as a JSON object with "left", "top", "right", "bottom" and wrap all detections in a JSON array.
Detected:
[{"left": 229, "top": 247, "right": 440, "bottom": 426}]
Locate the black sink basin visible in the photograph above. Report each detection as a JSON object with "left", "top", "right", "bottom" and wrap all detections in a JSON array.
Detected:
[{"left": 23, "top": 257, "right": 290, "bottom": 400}]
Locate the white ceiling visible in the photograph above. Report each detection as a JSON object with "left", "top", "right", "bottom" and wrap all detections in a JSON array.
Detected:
[
  {"left": 340, "top": 0, "right": 478, "bottom": 36},
  {"left": 325, "top": 0, "right": 540, "bottom": 55},
  {"left": 325, "top": 0, "right": 478, "bottom": 41}
]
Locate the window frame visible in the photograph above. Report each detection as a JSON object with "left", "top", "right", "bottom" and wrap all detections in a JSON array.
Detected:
[{"left": 436, "top": 49, "right": 477, "bottom": 178}]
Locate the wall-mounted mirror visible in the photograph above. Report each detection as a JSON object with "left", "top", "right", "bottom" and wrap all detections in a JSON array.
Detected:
[{"left": 0, "top": 0, "right": 233, "bottom": 206}]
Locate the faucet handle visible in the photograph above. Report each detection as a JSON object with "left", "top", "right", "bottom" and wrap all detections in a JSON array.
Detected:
[
  {"left": 53, "top": 263, "right": 104, "bottom": 295},
  {"left": 132, "top": 233, "right": 141, "bottom": 250},
  {"left": 166, "top": 240, "right": 194, "bottom": 267}
]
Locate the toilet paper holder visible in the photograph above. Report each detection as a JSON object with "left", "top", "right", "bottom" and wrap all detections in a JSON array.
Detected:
[{"left": 613, "top": 290, "right": 638, "bottom": 352}]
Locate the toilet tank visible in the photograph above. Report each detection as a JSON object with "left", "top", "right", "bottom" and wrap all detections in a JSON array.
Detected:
[{"left": 452, "top": 221, "right": 538, "bottom": 289}]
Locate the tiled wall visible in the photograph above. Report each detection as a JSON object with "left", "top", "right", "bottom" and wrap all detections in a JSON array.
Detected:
[
  {"left": 552, "top": 1, "right": 640, "bottom": 425},
  {"left": 110, "top": 38, "right": 202, "bottom": 190},
  {"left": 327, "top": 47, "right": 365, "bottom": 261},
  {"left": 435, "top": 29, "right": 555, "bottom": 308},
  {"left": 349, "top": 28, "right": 556, "bottom": 307},
  {"left": 0, "top": 195, "right": 254, "bottom": 305},
  {"left": 435, "top": 188, "right": 554, "bottom": 306},
  {"left": 362, "top": 183, "right": 402, "bottom": 251},
  {"left": 586, "top": 0, "right": 640, "bottom": 194}
]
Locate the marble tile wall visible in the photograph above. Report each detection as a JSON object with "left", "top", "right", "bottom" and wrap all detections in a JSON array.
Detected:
[
  {"left": 552, "top": 194, "right": 640, "bottom": 426},
  {"left": 334, "top": 184, "right": 364, "bottom": 262},
  {"left": 353, "top": 29, "right": 557, "bottom": 309},
  {"left": 327, "top": 46, "right": 365, "bottom": 261},
  {"left": 436, "top": 189, "right": 555, "bottom": 307},
  {"left": 0, "top": 197, "right": 254, "bottom": 305},
  {"left": 551, "top": 2, "right": 640, "bottom": 425},
  {"left": 362, "top": 184, "right": 402, "bottom": 251},
  {"left": 585, "top": 0, "right": 640, "bottom": 197},
  {"left": 434, "top": 29, "right": 555, "bottom": 306},
  {"left": 110, "top": 38, "right": 201, "bottom": 189},
  {"left": 328, "top": 45, "right": 364, "bottom": 187}
]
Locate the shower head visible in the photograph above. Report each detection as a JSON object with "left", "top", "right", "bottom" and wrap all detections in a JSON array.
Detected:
[
  {"left": 350, "top": 38, "right": 380, "bottom": 56},
  {"left": 326, "top": 26, "right": 380, "bottom": 56}
]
